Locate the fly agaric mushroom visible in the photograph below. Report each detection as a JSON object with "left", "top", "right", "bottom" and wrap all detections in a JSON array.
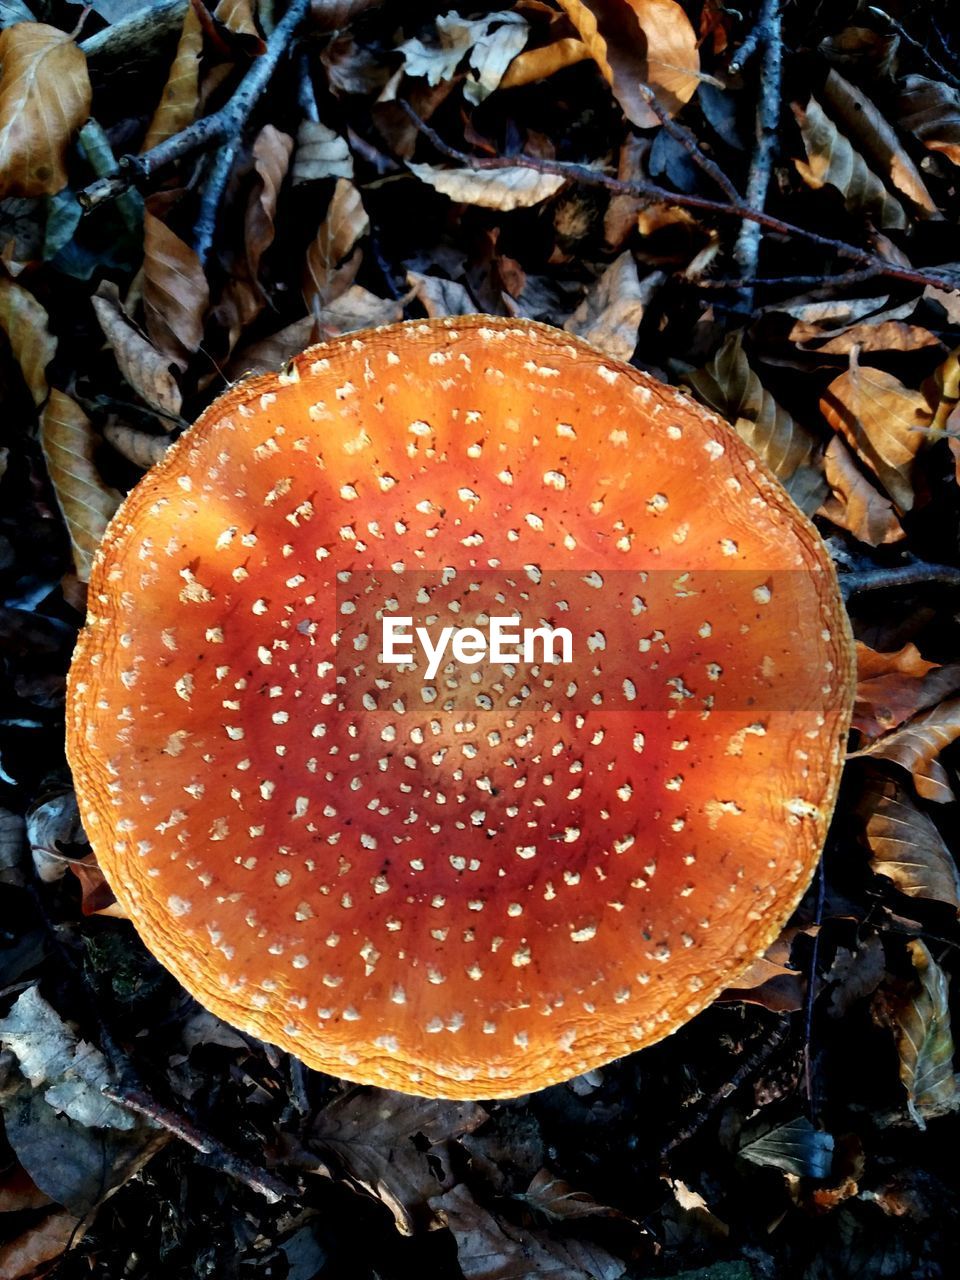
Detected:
[{"left": 67, "top": 317, "right": 854, "bottom": 1099}]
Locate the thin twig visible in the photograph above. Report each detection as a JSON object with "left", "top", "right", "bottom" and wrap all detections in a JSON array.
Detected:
[
  {"left": 102, "top": 1083, "right": 297, "bottom": 1203},
  {"left": 78, "top": 0, "right": 312, "bottom": 213},
  {"left": 841, "top": 561, "right": 960, "bottom": 598},
  {"left": 634, "top": 81, "right": 741, "bottom": 204},
  {"left": 733, "top": 0, "right": 782, "bottom": 312},
  {"left": 194, "top": 141, "right": 242, "bottom": 265},
  {"left": 400, "top": 104, "right": 960, "bottom": 296},
  {"left": 79, "top": 0, "right": 187, "bottom": 62},
  {"left": 695, "top": 266, "right": 884, "bottom": 290},
  {"left": 802, "top": 859, "right": 826, "bottom": 1116},
  {"left": 867, "top": 7, "right": 960, "bottom": 90}
]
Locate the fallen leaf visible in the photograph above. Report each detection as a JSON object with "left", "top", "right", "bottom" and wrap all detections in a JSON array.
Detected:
[
  {"left": 826, "top": 934, "right": 887, "bottom": 1018},
  {"left": 603, "top": 133, "right": 649, "bottom": 250},
  {"left": 92, "top": 284, "right": 183, "bottom": 417},
  {"left": 292, "top": 119, "right": 354, "bottom": 183},
  {"left": 820, "top": 353, "right": 932, "bottom": 512},
  {"left": 0, "top": 23, "right": 91, "bottom": 197},
  {"left": 564, "top": 253, "right": 662, "bottom": 362},
  {"left": 852, "top": 697, "right": 960, "bottom": 803},
  {"left": 819, "top": 436, "right": 903, "bottom": 547},
  {"left": 407, "top": 269, "right": 477, "bottom": 317},
  {"left": 555, "top": 0, "right": 700, "bottom": 126},
  {"left": 862, "top": 777, "right": 960, "bottom": 912},
  {"left": 0, "top": 1165, "right": 51, "bottom": 1212},
  {"left": 892, "top": 940, "right": 958, "bottom": 1127},
  {"left": 102, "top": 419, "right": 172, "bottom": 470},
  {"left": 390, "top": 11, "right": 527, "bottom": 104},
  {"left": 684, "top": 330, "right": 826, "bottom": 514},
  {"left": 39, "top": 389, "right": 122, "bottom": 583},
  {"left": 0, "top": 272, "right": 56, "bottom": 406},
  {"left": 854, "top": 641, "right": 960, "bottom": 738},
  {"left": 142, "top": 207, "right": 210, "bottom": 369},
  {"left": 792, "top": 97, "right": 907, "bottom": 230},
  {"left": 229, "top": 315, "right": 321, "bottom": 378},
  {"left": 899, "top": 75, "right": 960, "bottom": 169},
  {"left": 214, "top": 0, "right": 260, "bottom": 39},
  {"left": 739, "top": 1116, "right": 835, "bottom": 1179},
  {"left": 518, "top": 1168, "right": 627, "bottom": 1221},
  {"left": 409, "top": 159, "right": 565, "bottom": 210},
  {"left": 820, "top": 69, "right": 938, "bottom": 216},
  {"left": 798, "top": 322, "right": 941, "bottom": 356},
  {"left": 302, "top": 177, "right": 369, "bottom": 314},
  {"left": 142, "top": 3, "right": 203, "bottom": 153},
  {"left": 309, "top": 1088, "right": 487, "bottom": 1235},
  {"left": 26, "top": 789, "right": 84, "bottom": 883},
  {"left": 0, "top": 1208, "right": 84, "bottom": 1280},
  {"left": 499, "top": 36, "right": 591, "bottom": 90}
]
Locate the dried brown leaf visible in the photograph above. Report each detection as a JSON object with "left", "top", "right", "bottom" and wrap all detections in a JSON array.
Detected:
[
  {"left": 853, "top": 696, "right": 960, "bottom": 803},
  {"left": 92, "top": 284, "right": 182, "bottom": 417},
  {"left": 39, "top": 389, "right": 122, "bottom": 583},
  {"left": 820, "top": 69, "right": 938, "bottom": 215},
  {"left": 388, "top": 11, "right": 527, "bottom": 105},
  {"left": 854, "top": 642, "right": 960, "bottom": 739},
  {"left": 499, "top": 36, "right": 591, "bottom": 90},
  {"left": 292, "top": 119, "right": 353, "bottom": 183},
  {"left": 0, "top": 273, "right": 56, "bottom": 407},
  {"left": 408, "top": 159, "right": 565, "bottom": 210},
  {"left": 407, "top": 270, "right": 476, "bottom": 317},
  {"left": 820, "top": 353, "right": 931, "bottom": 512},
  {"left": 564, "top": 254, "right": 662, "bottom": 362},
  {"left": 819, "top": 435, "right": 903, "bottom": 547},
  {"left": 792, "top": 97, "right": 907, "bottom": 230},
  {"left": 899, "top": 75, "right": 960, "bottom": 169},
  {"left": 142, "top": 4, "right": 202, "bottom": 153},
  {"left": 302, "top": 178, "right": 369, "bottom": 314},
  {"left": 892, "top": 940, "right": 958, "bottom": 1127},
  {"left": 214, "top": 0, "right": 260, "bottom": 39},
  {"left": 142, "top": 208, "right": 210, "bottom": 369},
  {"left": 0, "top": 23, "right": 91, "bottom": 198},
  {"left": 684, "top": 330, "right": 826, "bottom": 514},
  {"left": 800, "top": 322, "right": 941, "bottom": 356},
  {"left": 555, "top": 0, "right": 700, "bottom": 126},
  {"left": 102, "top": 420, "right": 172, "bottom": 471},
  {"left": 862, "top": 777, "right": 960, "bottom": 912},
  {"left": 519, "top": 1168, "right": 626, "bottom": 1221},
  {"left": 0, "top": 1208, "right": 84, "bottom": 1280}
]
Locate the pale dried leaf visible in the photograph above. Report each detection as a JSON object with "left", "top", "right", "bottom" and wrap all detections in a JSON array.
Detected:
[
  {"left": 820, "top": 69, "right": 938, "bottom": 215},
  {"left": 433, "top": 1183, "right": 627, "bottom": 1280},
  {"left": 0, "top": 23, "right": 91, "bottom": 198},
  {"left": 899, "top": 75, "right": 960, "bottom": 169},
  {"left": 292, "top": 119, "right": 353, "bottom": 183},
  {"left": 555, "top": 0, "right": 700, "bottom": 126},
  {"left": 26, "top": 790, "right": 83, "bottom": 884},
  {"left": 800, "top": 322, "right": 941, "bottom": 356},
  {"left": 303, "top": 178, "right": 369, "bottom": 314},
  {"left": 461, "top": 12, "right": 529, "bottom": 105},
  {"left": 39, "top": 389, "right": 122, "bottom": 583},
  {"left": 894, "top": 940, "right": 958, "bottom": 1127},
  {"left": 408, "top": 160, "right": 565, "bottom": 210},
  {"left": 863, "top": 778, "right": 960, "bottom": 912},
  {"left": 499, "top": 37, "right": 591, "bottom": 90},
  {"left": 820, "top": 353, "right": 931, "bottom": 512},
  {"left": 142, "top": 4, "right": 202, "bottom": 153},
  {"left": 0, "top": 1208, "right": 84, "bottom": 1280},
  {"left": 854, "top": 641, "right": 960, "bottom": 739},
  {"left": 792, "top": 97, "right": 907, "bottom": 230},
  {"left": 739, "top": 1117, "right": 834, "bottom": 1179},
  {"left": 391, "top": 11, "right": 526, "bottom": 104},
  {"left": 92, "top": 285, "right": 182, "bottom": 417},
  {"left": 519, "top": 1169, "right": 625, "bottom": 1221},
  {"left": 311, "top": 1089, "right": 487, "bottom": 1235},
  {"left": 0, "top": 272, "right": 56, "bottom": 406},
  {"left": 407, "top": 269, "right": 476, "bottom": 317},
  {"left": 214, "top": 0, "right": 259, "bottom": 38},
  {"left": 819, "top": 435, "right": 903, "bottom": 547},
  {"left": 853, "top": 696, "right": 960, "bottom": 803},
  {"left": 142, "top": 208, "right": 210, "bottom": 369},
  {"left": 564, "top": 254, "right": 662, "bottom": 362},
  {"left": 103, "top": 420, "right": 171, "bottom": 470},
  {"left": 684, "top": 330, "right": 826, "bottom": 514}
]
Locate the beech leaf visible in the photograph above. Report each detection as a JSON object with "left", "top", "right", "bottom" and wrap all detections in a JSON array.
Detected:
[
  {"left": 899, "top": 75, "right": 960, "bottom": 169},
  {"left": 819, "top": 436, "right": 903, "bottom": 547},
  {"left": 499, "top": 37, "right": 591, "bottom": 91},
  {"left": 39, "top": 389, "right": 122, "bottom": 583},
  {"left": 518, "top": 1168, "right": 626, "bottom": 1221},
  {"left": 854, "top": 641, "right": 960, "bottom": 739},
  {"left": 862, "top": 778, "right": 960, "bottom": 913},
  {"left": 792, "top": 97, "right": 907, "bottom": 230},
  {"left": 142, "top": 4, "right": 202, "bottom": 153},
  {"left": 142, "top": 208, "right": 210, "bottom": 369},
  {"left": 852, "top": 696, "right": 960, "bottom": 804},
  {"left": 555, "top": 0, "right": 700, "bottom": 127},
  {"left": 0, "top": 22, "right": 91, "bottom": 198},
  {"left": 408, "top": 160, "right": 565, "bottom": 210},
  {"left": 684, "top": 330, "right": 826, "bottom": 514},
  {"left": 214, "top": 0, "right": 260, "bottom": 39},
  {"left": 302, "top": 177, "right": 369, "bottom": 314},
  {"left": 893, "top": 940, "right": 958, "bottom": 1128},
  {"left": 92, "top": 284, "right": 183, "bottom": 418},
  {"left": 564, "top": 253, "right": 662, "bottom": 362},
  {"left": 292, "top": 119, "right": 354, "bottom": 183},
  {"left": 0, "top": 273, "right": 56, "bottom": 407},
  {"left": 739, "top": 1116, "right": 834, "bottom": 1179}
]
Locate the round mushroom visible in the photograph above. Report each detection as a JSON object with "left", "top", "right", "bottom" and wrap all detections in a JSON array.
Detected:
[{"left": 67, "top": 317, "right": 854, "bottom": 1098}]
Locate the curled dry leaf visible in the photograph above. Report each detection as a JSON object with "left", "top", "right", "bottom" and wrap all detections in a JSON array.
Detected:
[
  {"left": 214, "top": 0, "right": 260, "bottom": 39},
  {"left": 854, "top": 641, "right": 960, "bottom": 739},
  {"left": 408, "top": 160, "right": 565, "bottom": 210},
  {"left": 142, "top": 208, "right": 210, "bottom": 369},
  {"left": 142, "top": 3, "right": 202, "bottom": 153},
  {"left": 820, "top": 353, "right": 932, "bottom": 513},
  {"left": 861, "top": 777, "right": 960, "bottom": 913},
  {"left": 819, "top": 436, "right": 903, "bottom": 548},
  {"left": 0, "top": 23, "right": 92, "bottom": 198},
  {"left": 899, "top": 75, "right": 960, "bottom": 169},
  {"left": 792, "top": 98, "right": 907, "bottom": 230},
  {"left": 292, "top": 119, "right": 354, "bottom": 183},
  {"left": 519, "top": 1168, "right": 626, "bottom": 1221},
  {"left": 892, "top": 940, "right": 958, "bottom": 1128},
  {"left": 555, "top": 0, "right": 700, "bottom": 127},
  {"left": 390, "top": 11, "right": 527, "bottom": 105},
  {"left": 302, "top": 177, "right": 369, "bottom": 314},
  {"left": 0, "top": 273, "right": 56, "bottom": 407},
  {"left": 102, "top": 420, "right": 172, "bottom": 470},
  {"left": 852, "top": 697, "right": 960, "bottom": 804},
  {"left": 820, "top": 69, "right": 938, "bottom": 216},
  {"left": 406, "top": 269, "right": 476, "bottom": 318},
  {"left": 92, "top": 285, "right": 183, "bottom": 418},
  {"left": 39, "top": 389, "right": 122, "bottom": 584},
  {"left": 684, "top": 330, "right": 826, "bottom": 514},
  {"left": 499, "top": 36, "right": 591, "bottom": 90},
  {"left": 563, "top": 253, "right": 662, "bottom": 362}
]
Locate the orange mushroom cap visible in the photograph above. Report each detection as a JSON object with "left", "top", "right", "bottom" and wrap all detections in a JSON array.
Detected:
[{"left": 67, "top": 317, "right": 854, "bottom": 1098}]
